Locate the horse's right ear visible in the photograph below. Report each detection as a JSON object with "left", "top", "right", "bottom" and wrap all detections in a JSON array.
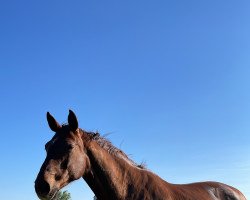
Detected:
[{"left": 46, "top": 112, "right": 61, "bottom": 132}]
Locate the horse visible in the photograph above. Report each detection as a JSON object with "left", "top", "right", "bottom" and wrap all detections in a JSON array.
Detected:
[{"left": 35, "top": 110, "right": 246, "bottom": 200}]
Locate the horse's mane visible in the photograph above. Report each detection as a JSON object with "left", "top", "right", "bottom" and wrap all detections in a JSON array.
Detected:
[{"left": 80, "top": 128, "right": 145, "bottom": 169}]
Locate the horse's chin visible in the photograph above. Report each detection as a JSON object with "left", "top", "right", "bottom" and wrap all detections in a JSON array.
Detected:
[{"left": 38, "top": 188, "right": 59, "bottom": 200}]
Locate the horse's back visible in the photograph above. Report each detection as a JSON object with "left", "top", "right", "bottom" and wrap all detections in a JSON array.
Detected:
[
  {"left": 171, "top": 181, "right": 246, "bottom": 200},
  {"left": 207, "top": 182, "right": 246, "bottom": 200}
]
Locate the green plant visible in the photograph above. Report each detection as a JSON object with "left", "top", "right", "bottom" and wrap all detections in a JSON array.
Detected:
[{"left": 52, "top": 190, "right": 71, "bottom": 200}]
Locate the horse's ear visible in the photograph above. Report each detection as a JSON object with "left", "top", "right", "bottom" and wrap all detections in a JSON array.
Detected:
[
  {"left": 68, "top": 109, "right": 78, "bottom": 132},
  {"left": 47, "top": 112, "right": 61, "bottom": 132}
]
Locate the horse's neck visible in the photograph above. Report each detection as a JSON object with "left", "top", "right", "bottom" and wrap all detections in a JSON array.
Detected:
[{"left": 83, "top": 141, "right": 145, "bottom": 200}]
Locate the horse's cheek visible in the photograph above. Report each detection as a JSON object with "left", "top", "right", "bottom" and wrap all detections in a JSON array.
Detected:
[{"left": 69, "top": 155, "right": 85, "bottom": 179}]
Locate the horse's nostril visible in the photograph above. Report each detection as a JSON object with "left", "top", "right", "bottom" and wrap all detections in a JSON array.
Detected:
[
  {"left": 55, "top": 175, "right": 61, "bottom": 181},
  {"left": 35, "top": 179, "right": 50, "bottom": 197}
]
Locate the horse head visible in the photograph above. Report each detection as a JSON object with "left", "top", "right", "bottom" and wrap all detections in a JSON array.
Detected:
[{"left": 35, "top": 110, "right": 89, "bottom": 199}]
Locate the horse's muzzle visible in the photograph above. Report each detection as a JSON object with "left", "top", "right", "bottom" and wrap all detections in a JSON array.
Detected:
[{"left": 35, "top": 176, "right": 58, "bottom": 200}]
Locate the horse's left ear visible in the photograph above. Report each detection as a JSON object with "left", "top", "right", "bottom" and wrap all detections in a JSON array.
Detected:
[{"left": 68, "top": 109, "right": 78, "bottom": 132}]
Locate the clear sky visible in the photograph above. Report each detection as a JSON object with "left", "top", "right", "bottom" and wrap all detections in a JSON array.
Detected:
[{"left": 0, "top": 1, "right": 249, "bottom": 199}]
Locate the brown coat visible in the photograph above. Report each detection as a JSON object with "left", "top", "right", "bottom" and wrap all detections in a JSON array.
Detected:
[{"left": 35, "top": 110, "right": 246, "bottom": 200}]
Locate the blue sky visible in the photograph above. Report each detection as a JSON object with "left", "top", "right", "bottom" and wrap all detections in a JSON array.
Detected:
[{"left": 0, "top": 1, "right": 249, "bottom": 199}]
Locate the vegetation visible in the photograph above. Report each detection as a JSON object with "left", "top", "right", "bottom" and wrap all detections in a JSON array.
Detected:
[{"left": 52, "top": 190, "right": 71, "bottom": 200}]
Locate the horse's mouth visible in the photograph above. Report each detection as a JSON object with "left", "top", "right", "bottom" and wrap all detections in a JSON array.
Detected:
[
  {"left": 36, "top": 188, "right": 59, "bottom": 200},
  {"left": 48, "top": 189, "right": 59, "bottom": 200}
]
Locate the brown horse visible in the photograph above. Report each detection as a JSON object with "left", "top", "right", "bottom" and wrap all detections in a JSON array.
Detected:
[{"left": 35, "top": 110, "right": 246, "bottom": 200}]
